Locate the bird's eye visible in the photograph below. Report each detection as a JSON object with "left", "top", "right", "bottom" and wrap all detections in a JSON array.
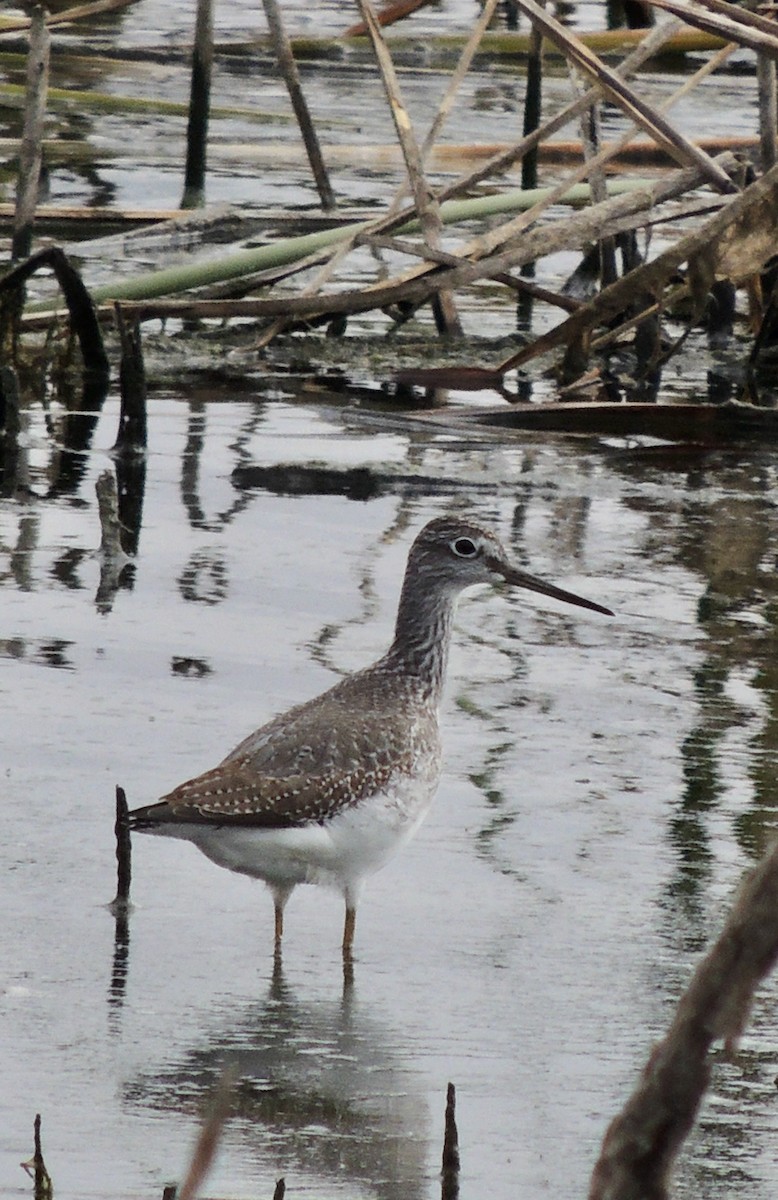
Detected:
[{"left": 451, "top": 537, "right": 478, "bottom": 558}]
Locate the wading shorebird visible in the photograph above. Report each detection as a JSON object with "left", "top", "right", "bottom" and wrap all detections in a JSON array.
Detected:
[{"left": 130, "top": 516, "right": 612, "bottom": 958}]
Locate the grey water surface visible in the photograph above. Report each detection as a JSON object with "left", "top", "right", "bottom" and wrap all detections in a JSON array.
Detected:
[
  {"left": 3, "top": 1, "right": 778, "bottom": 1197},
  {"left": 2, "top": 388, "right": 778, "bottom": 1200}
]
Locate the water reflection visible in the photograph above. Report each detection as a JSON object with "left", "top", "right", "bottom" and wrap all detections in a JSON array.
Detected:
[
  {"left": 180, "top": 395, "right": 258, "bottom": 531},
  {"left": 123, "top": 960, "right": 430, "bottom": 1200}
]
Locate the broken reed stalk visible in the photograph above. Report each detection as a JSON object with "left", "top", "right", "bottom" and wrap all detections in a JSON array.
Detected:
[
  {"left": 367, "top": 231, "right": 582, "bottom": 312},
  {"left": 12, "top": 3, "right": 49, "bottom": 261},
  {"left": 96, "top": 470, "right": 125, "bottom": 560},
  {"left": 24, "top": 23, "right": 694, "bottom": 316},
  {"left": 645, "top": 0, "right": 778, "bottom": 56},
  {"left": 343, "top": 0, "right": 434, "bottom": 36},
  {"left": 589, "top": 834, "right": 778, "bottom": 1200},
  {"left": 252, "top": 0, "right": 501, "bottom": 345},
  {"left": 330, "top": 10, "right": 687, "bottom": 305},
  {"left": 418, "top": 0, "right": 500, "bottom": 164},
  {"left": 261, "top": 0, "right": 335, "bottom": 210},
  {"left": 181, "top": 0, "right": 213, "bottom": 209},
  {"left": 519, "top": 12, "right": 543, "bottom": 285},
  {"left": 95, "top": 469, "right": 132, "bottom": 611},
  {"left": 0, "top": 366, "right": 23, "bottom": 491},
  {"left": 20, "top": 180, "right": 641, "bottom": 313},
  {"left": 100, "top": 162, "right": 737, "bottom": 325},
  {"left": 497, "top": 152, "right": 778, "bottom": 376},
  {"left": 371, "top": 34, "right": 739, "bottom": 304},
  {"left": 431, "top": 16, "right": 686, "bottom": 202},
  {"left": 354, "top": 0, "right": 461, "bottom": 333},
  {"left": 513, "top": 0, "right": 737, "bottom": 193}
]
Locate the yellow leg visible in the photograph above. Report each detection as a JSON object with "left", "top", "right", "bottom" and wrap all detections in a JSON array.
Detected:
[
  {"left": 272, "top": 886, "right": 292, "bottom": 952},
  {"left": 342, "top": 905, "right": 356, "bottom": 956}
]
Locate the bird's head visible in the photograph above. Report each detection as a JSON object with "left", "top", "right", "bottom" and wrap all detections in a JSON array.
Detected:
[{"left": 409, "top": 516, "right": 613, "bottom": 616}]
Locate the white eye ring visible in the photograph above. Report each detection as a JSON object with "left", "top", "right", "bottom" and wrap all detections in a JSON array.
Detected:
[{"left": 451, "top": 537, "right": 478, "bottom": 558}]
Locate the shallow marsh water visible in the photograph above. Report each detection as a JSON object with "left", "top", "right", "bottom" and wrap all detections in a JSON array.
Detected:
[
  {"left": 2, "top": 385, "right": 778, "bottom": 1200},
  {"left": 4, "top": 0, "right": 778, "bottom": 1197}
]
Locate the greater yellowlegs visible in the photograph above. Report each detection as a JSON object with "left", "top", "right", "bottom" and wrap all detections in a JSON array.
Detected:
[{"left": 130, "top": 516, "right": 612, "bottom": 956}]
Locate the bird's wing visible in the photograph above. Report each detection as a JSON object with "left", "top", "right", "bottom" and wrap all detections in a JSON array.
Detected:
[
  {"left": 132, "top": 669, "right": 438, "bottom": 829},
  {"left": 139, "top": 748, "right": 411, "bottom": 828}
]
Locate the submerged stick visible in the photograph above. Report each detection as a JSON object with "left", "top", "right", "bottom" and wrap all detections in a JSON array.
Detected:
[
  {"left": 95, "top": 470, "right": 131, "bottom": 611},
  {"left": 12, "top": 4, "right": 49, "bottom": 261},
  {"left": 261, "top": 0, "right": 335, "bottom": 210}
]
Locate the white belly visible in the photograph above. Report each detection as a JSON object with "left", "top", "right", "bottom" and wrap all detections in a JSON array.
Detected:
[{"left": 142, "top": 771, "right": 438, "bottom": 896}]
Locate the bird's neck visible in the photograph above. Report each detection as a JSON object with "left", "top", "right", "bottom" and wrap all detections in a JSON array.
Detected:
[{"left": 381, "top": 582, "right": 456, "bottom": 703}]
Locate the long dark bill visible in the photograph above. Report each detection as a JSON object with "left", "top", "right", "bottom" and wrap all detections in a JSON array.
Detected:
[{"left": 497, "top": 562, "right": 613, "bottom": 617}]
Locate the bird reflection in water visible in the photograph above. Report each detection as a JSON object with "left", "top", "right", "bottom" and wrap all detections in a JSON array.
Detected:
[{"left": 120, "top": 953, "right": 431, "bottom": 1200}]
